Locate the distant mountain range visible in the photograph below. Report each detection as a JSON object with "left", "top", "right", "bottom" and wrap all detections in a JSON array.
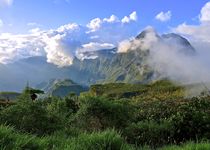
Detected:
[{"left": 0, "top": 29, "right": 195, "bottom": 91}]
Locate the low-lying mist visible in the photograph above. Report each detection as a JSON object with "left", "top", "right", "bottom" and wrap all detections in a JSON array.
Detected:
[{"left": 118, "top": 27, "right": 210, "bottom": 96}]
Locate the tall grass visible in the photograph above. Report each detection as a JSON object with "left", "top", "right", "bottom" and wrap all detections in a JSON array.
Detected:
[
  {"left": 160, "top": 142, "right": 210, "bottom": 150},
  {"left": 0, "top": 125, "right": 134, "bottom": 150}
]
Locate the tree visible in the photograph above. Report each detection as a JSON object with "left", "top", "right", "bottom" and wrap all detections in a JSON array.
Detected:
[{"left": 23, "top": 83, "right": 44, "bottom": 101}]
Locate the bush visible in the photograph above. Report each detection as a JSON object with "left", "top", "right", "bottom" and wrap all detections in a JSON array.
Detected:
[
  {"left": 0, "top": 94, "right": 63, "bottom": 135},
  {"left": 169, "top": 97, "right": 210, "bottom": 143},
  {"left": 75, "top": 96, "right": 134, "bottom": 131},
  {"left": 123, "top": 120, "right": 174, "bottom": 147}
]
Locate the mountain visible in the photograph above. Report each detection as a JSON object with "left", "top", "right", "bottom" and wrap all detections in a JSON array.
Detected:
[
  {"left": 37, "top": 79, "right": 88, "bottom": 97},
  {"left": 161, "top": 33, "right": 195, "bottom": 55},
  {"left": 0, "top": 29, "right": 196, "bottom": 91},
  {"left": 0, "top": 56, "right": 73, "bottom": 91}
]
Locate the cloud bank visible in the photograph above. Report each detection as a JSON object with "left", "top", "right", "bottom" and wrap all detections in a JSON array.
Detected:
[
  {"left": 0, "top": 11, "right": 139, "bottom": 67},
  {"left": 174, "top": 2, "right": 210, "bottom": 45},
  {"left": 118, "top": 26, "right": 210, "bottom": 87}
]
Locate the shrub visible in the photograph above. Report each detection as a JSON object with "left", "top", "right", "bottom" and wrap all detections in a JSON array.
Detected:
[
  {"left": 123, "top": 120, "right": 174, "bottom": 147},
  {"left": 75, "top": 96, "right": 134, "bottom": 131},
  {"left": 0, "top": 95, "right": 63, "bottom": 135},
  {"left": 169, "top": 98, "right": 210, "bottom": 143}
]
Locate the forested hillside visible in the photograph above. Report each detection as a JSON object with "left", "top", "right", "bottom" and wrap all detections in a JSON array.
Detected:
[{"left": 0, "top": 80, "right": 209, "bottom": 149}]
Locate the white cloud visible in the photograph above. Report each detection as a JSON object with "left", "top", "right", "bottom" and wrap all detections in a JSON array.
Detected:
[
  {"left": 117, "top": 27, "right": 210, "bottom": 88},
  {"left": 42, "top": 34, "right": 74, "bottom": 67},
  {"left": 0, "top": 11, "right": 139, "bottom": 67},
  {"left": 155, "top": 11, "right": 171, "bottom": 22},
  {"left": 87, "top": 11, "right": 138, "bottom": 32},
  {"left": 57, "top": 23, "right": 80, "bottom": 32},
  {"left": 76, "top": 42, "right": 115, "bottom": 60},
  {"left": 80, "top": 42, "right": 114, "bottom": 52},
  {"left": 42, "top": 23, "right": 88, "bottom": 67},
  {"left": 103, "top": 15, "right": 119, "bottom": 23},
  {"left": 200, "top": 2, "right": 210, "bottom": 22},
  {"left": 0, "top": 33, "right": 44, "bottom": 64},
  {"left": 118, "top": 27, "right": 158, "bottom": 53},
  {"left": 0, "top": 23, "right": 85, "bottom": 67},
  {"left": 174, "top": 2, "right": 210, "bottom": 44},
  {"left": 87, "top": 18, "right": 102, "bottom": 32},
  {"left": 86, "top": 11, "right": 139, "bottom": 44},
  {"left": 121, "top": 11, "right": 138, "bottom": 23},
  {"left": 0, "top": 0, "right": 13, "bottom": 6},
  {"left": 121, "top": 16, "right": 130, "bottom": 24},
  {"left": 130, "top": 11, "right": 138, "bottom": 21},
  {"left": 175, "top": 22, "right": 210, "bottom": 43}
]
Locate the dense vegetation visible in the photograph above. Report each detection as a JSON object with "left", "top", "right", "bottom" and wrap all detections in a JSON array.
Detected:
[{"left": 0, "top": 80, "right": 209, "bottom": 149}]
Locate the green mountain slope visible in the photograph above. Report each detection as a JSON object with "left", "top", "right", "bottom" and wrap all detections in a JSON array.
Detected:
[
  {"left": 37, "top": 79, "right": 88, "bottom": 97},
  {"left": 0, "top": 30, "right": 195, "bottom": 91},
  {"left": 68, "top": 31, "right": 195, "bottom": 85}
]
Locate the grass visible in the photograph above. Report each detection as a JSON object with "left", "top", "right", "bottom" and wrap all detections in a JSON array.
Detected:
[
  {"left": 1, "top": 125, "right": 209, "bottom": 150},
  {"left": 0, "top": 125, "right": 134, "bottom": 150},
  {"left": 160, "top": 142, "right": 210, "bottom": 150}
]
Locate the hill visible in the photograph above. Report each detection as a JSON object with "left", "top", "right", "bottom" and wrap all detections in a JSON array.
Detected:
[
  {"left": 37, "top": 79, "right": 88, "bottom": 97},
  {"left": 82, "top": 80, "right": 185, "bottom": 100}
]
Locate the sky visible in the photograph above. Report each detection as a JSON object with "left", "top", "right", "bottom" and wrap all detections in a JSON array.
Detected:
[
  {"left": 0, "top": 0, "right": 210, "bottom": 67},
  {"left": 0, "top": 0, "right": 209, "bottom": 33}
]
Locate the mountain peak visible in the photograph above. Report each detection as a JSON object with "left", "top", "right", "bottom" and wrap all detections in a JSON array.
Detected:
[{"left": 136, "top": 27, "right": 160, "bottom": 39}]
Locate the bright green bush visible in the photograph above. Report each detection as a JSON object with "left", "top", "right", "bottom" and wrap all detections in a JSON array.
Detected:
[
  {"left": 75, "top": 96, "right": 135, "bottom": 131},
  {"left": 0, "top": 95, "right": 64, "bottom": 135}
]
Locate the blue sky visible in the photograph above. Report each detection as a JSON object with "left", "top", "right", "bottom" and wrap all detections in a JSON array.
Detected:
[
  {"left": 0, "top": 0, "right": 209, "bottom": 33},
  {"left": 0, "top": 0, "right": 210, "bottom": 67}
]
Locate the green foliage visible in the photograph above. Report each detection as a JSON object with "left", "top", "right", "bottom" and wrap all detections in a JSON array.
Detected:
[
  {"left": 0, "top": 125, "right": 45, "bottom": 150},
  {"left": 41, "top": 79, "right": 88, "bottom": 97},
  {"left": 160, "top": 141, "right": 210, "bottom": 150},
  {"left": 75, "top": 96, "right": 134, "bottom": 131},
  {"left": 88, "top": 80, "right": 184, "bottom": 100},
  {"left": 0, "top": 95, "right": 63, "bottom": 135},
  {"left": 0, "top": 125, "right": 134, "bottom": 150},
  {"left": 64, "top": 93, "right": 79, "bottom": 113},
  {"left": 0, "top": 81, "right": 210, "bottom": 149},
  {"left": 67, "top": 130, "right": 133, "bottom": 150},
  {"left": 169, "top": 97, "right": 210, "bottom": 143},
  {"left": 123, "top": 120, "right": 174, "bottom": 147}
]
